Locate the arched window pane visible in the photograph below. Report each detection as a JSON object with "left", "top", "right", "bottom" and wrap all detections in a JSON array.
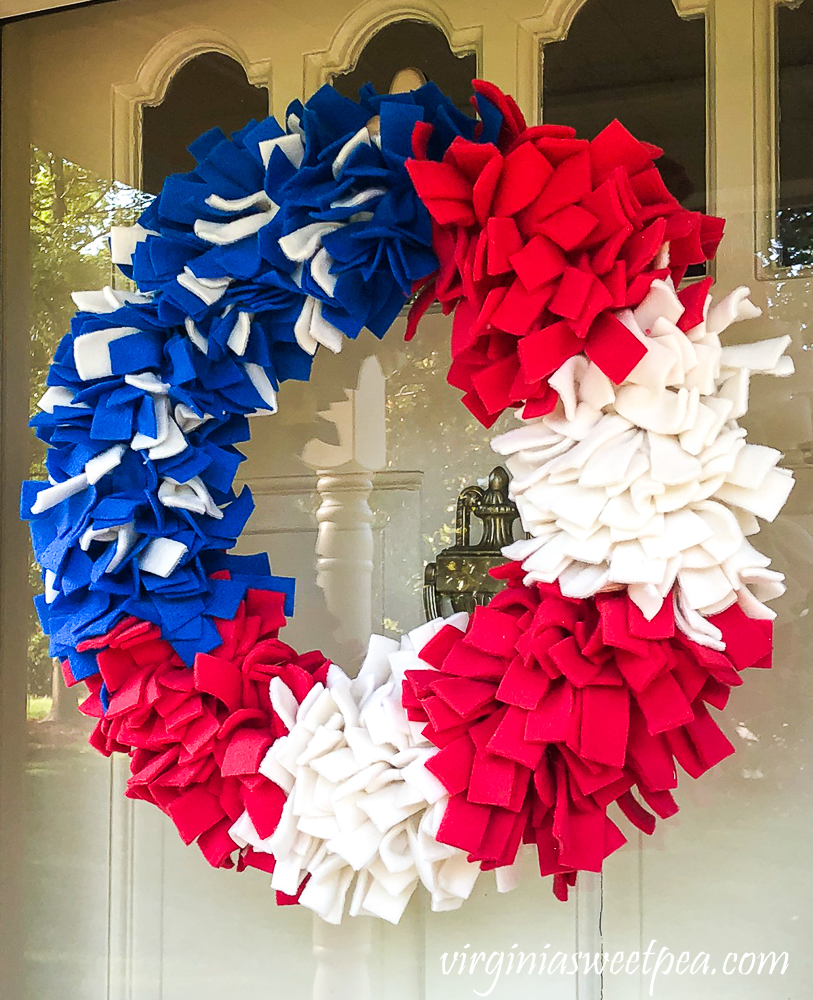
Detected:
[
  {"left": 331, "top": 20, "right": 476, "bottom": 115},
  {"left": 543, "top": 0, "right": 706, "bottom": 215},
  {"left": 142, "top": 52, "right": 268, "bottom": 195},
  {"left": 777, "top": 3, "right": 813, "bottom": 270}
]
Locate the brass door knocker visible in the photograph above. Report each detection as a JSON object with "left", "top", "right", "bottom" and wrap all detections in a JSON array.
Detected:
[{"left": 423, "top": 466, "right": 521, "bottom": 620}]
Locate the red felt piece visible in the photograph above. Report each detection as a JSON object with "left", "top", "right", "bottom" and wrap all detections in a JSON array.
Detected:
[
  {"left": 549, "top": 267, "right": 595, "bottom": 321},
  {"left": 584, "top": 312, "right": 647, "bottom": 383},
  {"left": 517, "top": 322, "right": 583, "bottom": 383},
  {"left": 539, "top": 204, "right": 598, "bottom": 251},
  {"left": 486, "top": 217, "right": 524, "bottom": 275},
  {"left": 491, "top": 141, "right": 554, "bottom": 218},
  {"left": 510, "top": 235, "right": 567, "bottom": 291}
]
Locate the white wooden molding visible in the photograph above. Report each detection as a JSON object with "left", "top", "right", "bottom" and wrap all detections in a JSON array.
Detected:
[
  {"left": 517, "top": 0, "right": 709, "bottom": 126},
  {"left": 755, "top": 0, "right": 811, "bottom": 281},
  {"left": 111, "top": 27, "right": 272, "bottom": 188},
  {"left": 302, "top": 0, "right": 482, "bottom": 98}
]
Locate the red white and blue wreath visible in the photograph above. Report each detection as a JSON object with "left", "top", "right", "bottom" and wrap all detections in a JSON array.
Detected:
[{"left": 23, "top": 79, "right": 792, "bottom": 923}]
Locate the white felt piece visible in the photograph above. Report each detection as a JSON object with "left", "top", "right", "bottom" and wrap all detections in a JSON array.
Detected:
[
  {"left": 104, "top": 521, "right": 138, "bottom": 574},
  {"left": 549, "top": 356, "right": 586, "bottom": 420},
  {"left": 539, "top": 483, "right": 608, "bottom": 529},
  {"left": 278, "top": 222, "right": 343, "bottom": 262},
  {"left": 73, "top": 327, "right": 139, "bottom": 381},
  {"left": 183, "top": 317, "right": 209, "bottom": 354},
  {"left": 613, "top": 385, "right": 694, "bottom": 436},
  {"left": 678, "top": 402, "right": 722, "bottom": 456},
  {"left": 44, "top": 570, "right": 59, "bottom": 604},
  {"left": 29, "top": 473, "right": 89, "bottom": 515},
  {"left": 716, "top": 467, "right": 795, "bottom": 521},
  {"left": 706, "top": 286, "right": 761, "bottom": 334},
  {"left": 652, "top": 480, "right": 700, "bottom": 514},
  {"left": 158, "top": 477, "right": 222, "bottom": 519},
  {"left": 772, "top": 355, "right": 795, "bottom": 377},
  {"left": 560, "top": 526, "right": 612, "bottom": 564},
  {"left": 174, "top": 403, "right": 211, "bottom": 433},
  {"left": 310, "top": 246, "right": 338, "bottom": 297},
  {"left": 627, "top": 582, "right": 664, "bottom": 620},
  {"left": 492, "top": 421, "right": 562, "bottom": 455},
  {"left": 72, "top": 286, "right": 151, "bottom": 314},
  {"left": 652, "top": 318, "right": 698, "bottom": 376},
  {"left": 177, "top": 269, "right": 230, "bottom": 306},
  {"left": 332, "top": 126, "right": 372, "bottom": 178},
  {"left": 228, "top": 810, "right": 260, "bottom": 850},
  {"left": 259, "top": 132, "right": 305, "bottom": 169},
  {"left": 124, "top": 372, "right": 170, "bottom": 394},
  {"left": 293, "top": 297, "right": 320, "bottom": 355},
  {"left": 647, "top": 432, "right": 702, "bottom": 486},
  {"left": 38, "top": 386, "right": 87, "bottom": 412},
  {"left": 147, "top": 417, "right": 187, "bottom": 460},
  {"left": 131, "top": 395, "right": 170, "bottom": 451},
  {"left": 719, "top": 335, "right": 791, "bottom": 373},
  {"left": 205, "top": 190, "right": 277, "bottom": 213},
  {"left": 640, "top": 509, "right": 713, "bottom": 560},
  {"left": 681, "top": 343, "right": 718, "bottom": 395},
  {"left": 609, "top": 541, "right": 666, "bottom": 585},
  {"left": 726, "top": 443, "right": 781, "bottom": 490},
  {"left": 581, "top": 362, "right": 617, "bottom": 410},
  {"left": 304, "top": 298, "right": 345, "bottom": 353},
  {"left": 733, "top": 507, "right": 760, "bottom": 536},
  {"left": 677, "top": 564, "right": 734, "bottom": 612},
  {"left": 633, "top": 278, "right": 684, "bottom": 333},
  {"left": 557, "top": 560, "right": 611, "bottom": 597},
  {"left": 544, "top": 401, "right": 604, "bottom": 440},
  {"left": 717, "top": 367, "right": 750, "bottom": 420},
  {"left": 194, "top": 209, "right": 277, "bottom": 245},
  {"left": 578, "top": 429, "right": 642, "bottom": 488},
  {"left": 624, "top": 337, "right": 678, "bottom": 395},
  {"left": 736, "top": 584, "right": 779, "bottom": 620},
  {"left": 244, "top": 362, "right": 278, "bottom": 411},
  {"left": 673, "top": 590, "right": 726, "bottom": 651},
  {"left": 226, "top": 311, "right": 252, "bottom": 356},
  {"left": 139, "top": 537, "right": 188, "bottom": 577},
  {"left": 330, "top": 186, "right": 388, "bottom": 210},
  {"left": 357, "top": 875, "right": 415, "bottom": 925},
  {"left": 109, "top": 224, "right": 152, "bottom": 266},
  {"left": 85, "top": 444, "right": 126, "bottom": 484}
]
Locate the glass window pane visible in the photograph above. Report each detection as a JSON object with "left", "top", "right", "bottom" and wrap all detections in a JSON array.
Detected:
[
  {"left": 142, "top": 52, "right": 268, "bottom": 194},
  {"left": 331, "top": 20, "right": 476, "bottom": 114},
  {"left": 543, "top": 0, "right": 706, "bottom": 214},
  {"left": 777, "top": 3, "right": 813, "bottom": 270}
]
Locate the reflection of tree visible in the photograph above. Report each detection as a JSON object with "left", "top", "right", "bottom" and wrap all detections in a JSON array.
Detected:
[
  {"left": 774, "top": 207, "right": 813, "bottom": 272},
  {"left": 377, "top": 328, "right": 517, "bottom": 605},
  {"left": 27, "top": 147, "right": 150, "bottom": 710}
]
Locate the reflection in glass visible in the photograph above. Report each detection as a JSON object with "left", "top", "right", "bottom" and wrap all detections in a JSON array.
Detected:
[
  {"left": 777, "top": 4, "right": 813, "bottom": 270},
  {"left": 543, "top": 0, "right": 706, "bottom": 215},
  {"left": 141, "top": 52, "right": 268, "bottom": 195},
  {"left": 331, "top": 20, "right": 476, "bottom": 114}
]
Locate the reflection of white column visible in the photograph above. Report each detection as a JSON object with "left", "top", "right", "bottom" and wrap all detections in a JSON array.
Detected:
[
  {"left": 315, "top": 469, "right": 374, "bottom": 670},
  {"left": 312, "top": 914, "right": 372, "bottom": 1000},
  {"left": 575, "top": 872, "right": 603, "bottom": 1000},
  {"left": 302, "top": 356, "right": 385, "bottom": 1000}
]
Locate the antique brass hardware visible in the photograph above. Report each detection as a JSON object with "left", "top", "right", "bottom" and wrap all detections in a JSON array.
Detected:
[{"left": 423, "top": 466, "right": 520, "bottom": 620}]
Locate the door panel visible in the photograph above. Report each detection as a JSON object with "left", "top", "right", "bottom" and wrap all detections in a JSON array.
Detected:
[{"left": 3, "top": 1, "right": 812, "bottom": 998}]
